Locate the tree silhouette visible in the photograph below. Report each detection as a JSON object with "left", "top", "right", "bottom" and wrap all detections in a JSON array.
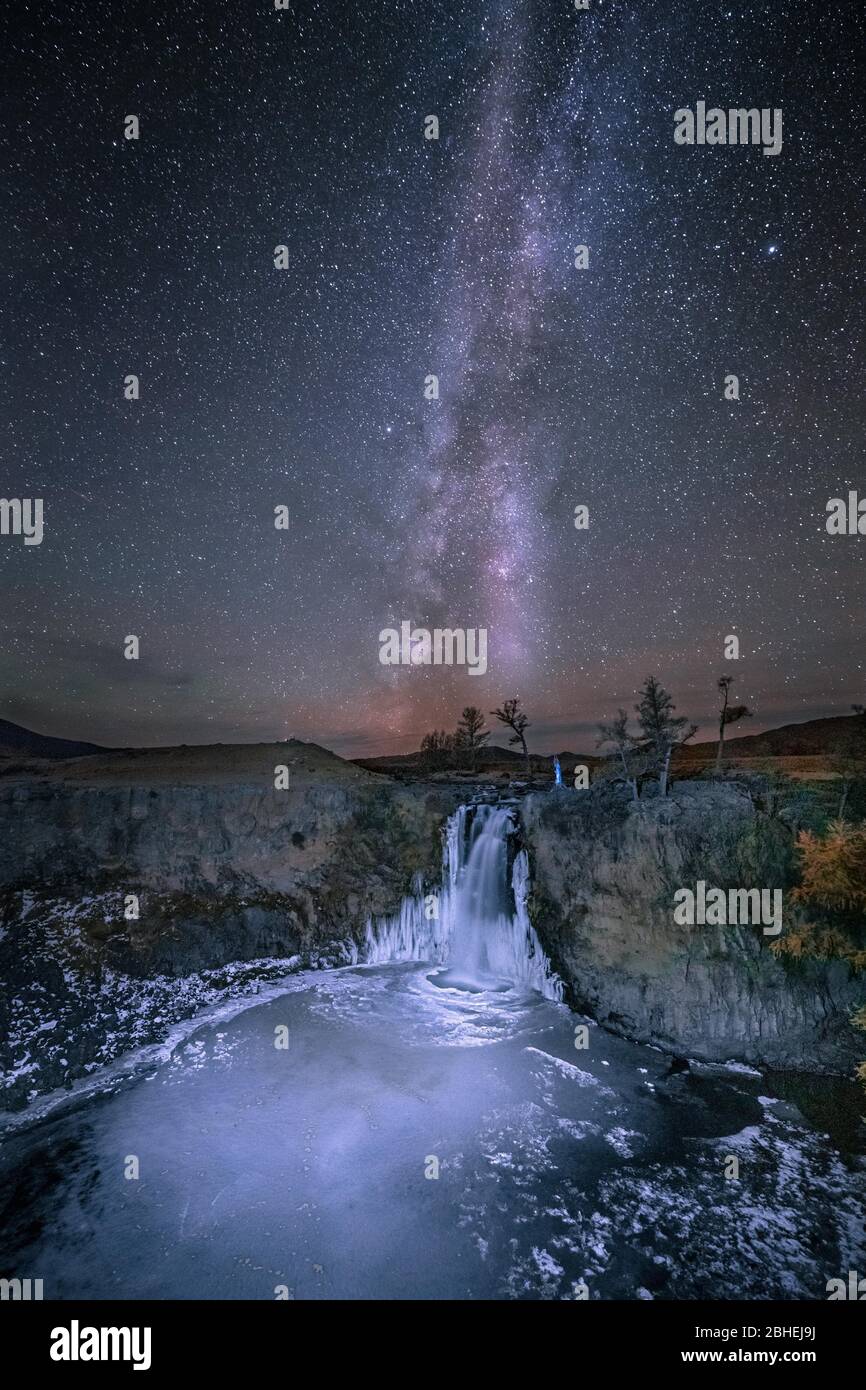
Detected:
[
  {"left": 420, "top": 729, "right": 454, "bottom": 771},
  {"left": 635, "top": 676, "right": 696, "bottom": 796},
  {"left": 597, "top": 709, "right": 640, "bottom": 801},
  {"left": 456, "top": 706, "right": 488, "bottom": 772},
  {"left": 492, "top": 697, "right": 530, "bottom": 774},
  {"left": 716, "top": 675, "right": 752, "bottom": 772}
]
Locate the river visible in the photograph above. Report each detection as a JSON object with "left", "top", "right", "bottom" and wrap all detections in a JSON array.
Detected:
[{"left": 1, "top": 802, "right": 863, "bottom": 1300}]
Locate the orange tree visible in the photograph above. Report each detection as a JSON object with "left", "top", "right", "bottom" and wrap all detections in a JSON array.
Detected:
[{"left": 773, "top": 820, "right": 866, "bottom": 1087}]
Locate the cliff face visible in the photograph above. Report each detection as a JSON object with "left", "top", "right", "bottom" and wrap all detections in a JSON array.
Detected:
[
  {"left": 520, "top": 783, "right": 863, "bottom": 1073},
  {"left": 2, "top": 749, "right": 862, "bottom": 1111},
  {"left": 0, "top": 742, "right": 455, "bottom": 952},
  {"left": 0, "top": 743, "right": 457, "bottom": 1108},
  {"left": 0, "top": 782, "right": 448, "bottom": 974}
]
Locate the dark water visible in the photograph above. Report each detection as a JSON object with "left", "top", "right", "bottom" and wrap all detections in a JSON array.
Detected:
[{"left": 1, "top": 962, "right": 864, "bottom": 1300}]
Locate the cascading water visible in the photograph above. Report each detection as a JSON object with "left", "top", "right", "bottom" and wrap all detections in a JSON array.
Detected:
[{"left": 365, "top": 802, "right": 563, "bottom": 1001}]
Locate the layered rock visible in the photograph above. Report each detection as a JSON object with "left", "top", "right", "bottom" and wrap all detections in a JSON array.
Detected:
[
  {"left": 0, "top": 742, "right": 457, "bottom": 1107},
  {"left": 0, "top": 741, "right": 455, "bottom": 958},
  {"left": 521, "top": 781, "right": 863, "bottom": 1072},
  {"left": 2, "top": 748, "right": 862, "bottom": 1110}
]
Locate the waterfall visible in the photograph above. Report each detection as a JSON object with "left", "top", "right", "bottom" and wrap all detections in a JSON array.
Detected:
[
  {"left": 360, "top": 870, "right": 449, "bottom": 965},
  {"left": 365, "top": 803, "right": 563, "bottom": 1001}
]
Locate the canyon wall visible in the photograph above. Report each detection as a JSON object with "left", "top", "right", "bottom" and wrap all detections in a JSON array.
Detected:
[
  {"left": 2, "top": 748, "right": 862, "bottom": 1110},
  {"left": 0, "top": 744, "right": 456, "bottom": 1107},
  {"left": 0, "top": 742, "right": 455, "bottom": 970},
  {"left": 521, "top": 782, "right": 863, "bottom": 1073}
]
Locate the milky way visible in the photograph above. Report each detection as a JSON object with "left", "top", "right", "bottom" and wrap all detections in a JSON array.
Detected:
[{"left": 1, "top": 0, "right": 863, "bottom": 755}]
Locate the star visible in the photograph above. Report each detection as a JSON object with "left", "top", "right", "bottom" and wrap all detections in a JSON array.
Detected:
[{"left": 0, "top": 0, "right": 861, "bottom": 758}]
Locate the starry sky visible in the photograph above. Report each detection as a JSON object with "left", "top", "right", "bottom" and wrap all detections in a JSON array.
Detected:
[{"left": 2, "top": 0, "right": 863, "bottom": 757}]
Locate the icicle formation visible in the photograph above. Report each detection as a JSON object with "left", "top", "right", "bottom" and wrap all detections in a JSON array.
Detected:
[
  {"left": 365, "top": 804, "right": 562, "bottom": 1000},
  {"left": 362, "top": 869, "right": 450, "bottom": 964},
  {"left": 363, "top": 806, "right": 469, "bottom": 967},
  {"left": 509, "top": 847, "right": 563, "bottom": 1001}
]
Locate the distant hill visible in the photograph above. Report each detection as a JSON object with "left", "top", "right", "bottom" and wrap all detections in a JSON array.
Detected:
[
  {"left": 681, "top": 714, "right": 862, "bottom": 760},
  {"left": 356, "top": 744, "right": 596, "bottom": 775},
  {"left": 0, "top": 718, "right": 108, "bottom": 761},
  {"left": 358, "top": 743, "right": 525, "bottom": 771},
  {"left": 11, "top": 738, "right": 373, "bottom": 787},
  {"left": 358, "top": 714, "right": 862, "bottom": 775},
  {"left": 3, "top": 711, "right": 860, "bottom": 776}
]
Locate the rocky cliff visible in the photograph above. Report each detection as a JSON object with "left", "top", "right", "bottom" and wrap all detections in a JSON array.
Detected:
[
  {"left": 0, "top": 742, "right": 457, "bottom": 1108},
  {"left": 2, "top": 750, "right": 862, "bottom": 1111},
  {"left": 521, "top": 781, "right": 863, "bottom": 1073}
]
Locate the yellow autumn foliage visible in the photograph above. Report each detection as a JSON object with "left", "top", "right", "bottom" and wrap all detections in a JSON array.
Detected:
[
  {"left": 790, "top": 820, "right": 866, "bottom": 912},
  {"left": 783, "top": 822, "right": 866, "bottom": 1091}
]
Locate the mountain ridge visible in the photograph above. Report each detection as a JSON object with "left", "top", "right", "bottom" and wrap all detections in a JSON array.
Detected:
[{"left": 1, "top": 710, "right": 860, "bottom": 769}]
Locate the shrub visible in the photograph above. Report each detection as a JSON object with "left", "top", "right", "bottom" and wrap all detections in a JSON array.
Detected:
[
  {"left": 772, "top": 820, "right": 866, "bottom": 1091},
  {"left": 790, "top": 820, "right": 866, "bottom": 912}
]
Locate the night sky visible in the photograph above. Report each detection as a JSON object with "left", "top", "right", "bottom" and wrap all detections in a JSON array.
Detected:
[{"left": 2, "top": 0, "right": 863, "bottom": 757}]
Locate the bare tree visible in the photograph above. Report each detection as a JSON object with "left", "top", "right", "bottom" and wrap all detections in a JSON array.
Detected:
[
  {"left": 456, "top": 706, "right": 488, "bottom": 772},
  {"left": 492, "top": 697, "right": 531, "bottom": 774},
  {"left": 420, "top": 731, "right": 436, "bottom": 771},
  {"left": 597, "top": 709, "right": 640, "bottom": 801},
  {"left": 715, "top": 675, "right": 752, "bottom": 772},
  {"left": 636, "top": 676, "right": 697, "bottom": 796},
  {"left": 420, "top": 729, "right": 454, "bottom": 772}
]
